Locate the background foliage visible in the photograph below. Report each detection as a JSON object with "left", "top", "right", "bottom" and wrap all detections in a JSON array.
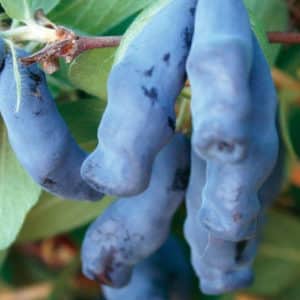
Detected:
[{"left": 0, "top": 0, "right": 299, "bottom": 299}]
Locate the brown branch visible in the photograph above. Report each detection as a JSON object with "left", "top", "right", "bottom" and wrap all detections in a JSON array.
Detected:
[
  {"left": 76, "top": 32, "right": 300, "bottom": 48},
  {"left": 77, "top": 32, "right": 300, "bottom": 46},
  {"left": 268, "top": 31, "right": 300, "bottom": 44},
  {"left": 16, "top": 6, "right": 300, "bottom": 73},
  {"left": 18, "top": 24, "right": 300, "bottom": 74},
  {"left": 20, "top": 28, "right": 122, "bottom": 73},
  {"left": 74, "top": 36, "right": 121, "bottom": 56}
]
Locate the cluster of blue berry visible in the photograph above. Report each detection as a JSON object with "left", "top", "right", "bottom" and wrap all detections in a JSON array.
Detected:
[{"left": 0, "top": 0, "right": 283, "bottom": 297}]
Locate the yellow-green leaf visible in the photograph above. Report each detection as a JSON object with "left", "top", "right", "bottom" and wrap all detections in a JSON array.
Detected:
[
  {"left": 0, "top": 119, "right": 41, "bottom": 250},
  {"left": 0, "top": 0, "right": 60, "bottom": 22}
]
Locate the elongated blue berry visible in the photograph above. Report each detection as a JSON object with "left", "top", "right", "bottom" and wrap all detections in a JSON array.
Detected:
[
  {"left": 187, "top": 0, "right": 253, "bottom": 163},
  {"left": 81, "top": 134, "right": 190, "bottom": 287},
  {"left": 0, "top": 47, "right": 103, "bottom": 201},
  {"left": 102, "top": 237, "right": 193, "bottom": 300},
  {"left": 81, "top": 0, "right": 196, "bottom": 197},
  {"left": 198, "top": 35, "right": 278, "bottom": 241},
  {"left": 184, "top": 148, "right": 284, "bottom": 295}
]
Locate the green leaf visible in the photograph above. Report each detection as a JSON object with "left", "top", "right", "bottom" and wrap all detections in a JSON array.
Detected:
[
  {"left": 278, "top": 91, "right": 299, "bottom": 163},
  {"left": 0, "top": 0, "right": 60, "bottom": 21},
  {"left": 0, "top": 250, "right": 7, "bottom": 268},
  {"left": 58, "top": 97, "right": 106, "bottom": 145},
  {"left": 277, "top": 45, "right": 300, "bottom": 78},
  {"left": 0, "top": 119, "right": 41, "bottom": 250},
  {"left": 68, "top": 48, "right": 116, "bottom": 99},
  {"left": 68, "top": 0, "right": 171, "bottom": 98},
  {"left": 244, "top": 0, "right": 288, "bottom": 64},
  {"left": 244, "top": 0, "right": 288, "bottom": 31},
  {"left": 17, "top": 192, "right": 113, "bottom": 242},
  {"left": 247, "top": 211, "right": 300, "bottom": 296},
  {"left": 49, "top": 0, "right": 152, "bottom": 35},
  {"left": 114, "top": 0, "right": 171, "bottom": 64},
  {"left": 219, "top": 211, "right": 300, "bottom": 299},
  {"left": 250, "top": 15, "right": 276, "bottom": 66}
]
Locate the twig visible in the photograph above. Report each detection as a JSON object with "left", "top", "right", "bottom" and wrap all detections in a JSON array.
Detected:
[
  {"left": 9, "top": 9, "right": 300, "bottom": 73},
  {"left": 268, "top": 31, "right": 300, "bottom": 44},
  {"left": 20, "top": 28, "right": 122, "bottom": 73},
  {"left": 74, "top": 36, "right": 121, "bottom": 56},
  {"left": 21, "top": 35, "right": 122, "bottom": 65},
  {"left": 21, "top": 31, "right": 300, "bottom": 72}
]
